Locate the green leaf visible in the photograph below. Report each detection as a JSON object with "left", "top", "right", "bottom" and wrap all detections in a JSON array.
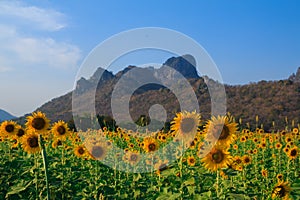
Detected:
[
  {"left": 6, "top": 180, "right": 32, "bottom": 197},
  {"left": 133, "top": 173, "right": 142, "bottom": 181},
  {"left": 134, "top": 189, "right": 140, "bottom": 198},
  {"left": 183, "top": 177, "right": 195, "bottom": 186},
  {"left": 186, "top": 185, "right": 195, "bottom": 195},
  {"left": 157, "top": 193, "right": 181, "bottom": 200},
  {"left": 227, "top": 193, "right": 250, "bottom": 200},
  {"left": 199, "top": 191, "right": 212, "bottom": 198}
]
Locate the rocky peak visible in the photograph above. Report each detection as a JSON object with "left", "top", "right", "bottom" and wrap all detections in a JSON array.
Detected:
[
  {"left": 162, "top": 54, "right": 199, "bottom": 79},
  {"left": 115, "top": 65, "right": 137, "bottom": 78},
  {"left": 75, "top": 77, "right": 92, "bottom": 94},
  {"left": 289, "top": 67, "right": 300, "bottom": 83},
  {"left": 89, "top": 67, "right": 114, "bottom": 84}
]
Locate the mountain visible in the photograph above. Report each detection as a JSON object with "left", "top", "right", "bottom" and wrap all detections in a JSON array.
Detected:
[
  {"left": 16, "top": 55, "right": 300, "bottom": 131},
  {"left": 289, "top": 67, "right": 300, "bottom": 83},
  {"left": 0, "top": 109, "right": 16, "bottom": 122}
]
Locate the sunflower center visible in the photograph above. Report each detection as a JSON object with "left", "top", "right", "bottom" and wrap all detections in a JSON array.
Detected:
[
  {"left": 276, "top": 186, "right": 286, "bottom": 197},
  {"left": 213, "top": 124, "right": 230, "bottom": 140},
  {"left": 28, "top": 136, "right": 39, "bottom": 148},
  {"left": 5, "top": 124, "right": 14, "bottom": 133},
  {"left": 57, "top": 140, "right": 62, "bottom": 146},
  {"left": 180, "top": 118, "right": 195, "bottom": 133},
  {"left": 148, "top": 143, "right": 156, "bottom": 151},
  {"left": 130, "top": 154, "right": 138, "bottom": 161},
  {"left": 32, "top": 117, "right": 46, "bottom": 130},
  {"left": 159, "top": 163, "right": 168, "bottom": 171},
  {"left": 244, "top": 157, "right": 250, "bottom": 163},
  {"left": 17, "top": 129, "right": 25, "bottom": 137},
  {"left": 92, "top": 146, "right": 104, "bottom": 158},
  {"left": 211, "top": 150, "right": 224, "bottom": 163},
  {"left": 57, "top": 126, "right": 66, "bottom": 135},
  {"left": 189, "top": 158, "right": 195, "bottom": 163},
  {"left": 290, "top": 149, "right": 297, "bottom": 156},
  {"left": 235, "top": 158, "right": 242, "bottom": 164},
  {"left": 78, "top": 147, "right": 85, "bottom": 155}
]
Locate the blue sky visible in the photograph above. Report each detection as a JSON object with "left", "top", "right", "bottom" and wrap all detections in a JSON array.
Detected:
[{"left": 0, "top": 0, "right": 299, "bottom": 117}]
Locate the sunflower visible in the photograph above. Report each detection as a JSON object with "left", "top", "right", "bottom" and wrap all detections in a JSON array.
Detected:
[
  {"left": 154, "top": 160, "right": 169, "bottom": 175},
  {"left": 283, "top": 147, "right": 289, "bottom": 153},
  {"left": 285, "top": 136, "right": 292, "bottom": 143},
  {"left": 74, "top": 145, "right": 86, "bottom": 158},
  {"left": 204, "top": 116, "right": 237, "bottom": 148},
  {"left": 201, "top": 147, "right": 232, "bottom": 172},
  {"left": 237, "top": 165, "right": 243, "bottom": 171},
  {"left": 276, "top": 174, "right": 284, "bottom": 182},
  {"left": 21, "top": 131, "right": 40, "bottom": 154},
  {"left": 292, "top": 127, "right": 299, "bottom": 134},
  {"left": 229, "top": 156, "right": 243, "bottom": 171},
  {"left": 128, "top": 143, "right": 135, "bottom": 149},
  {"left": 240, "top": 136, "right": 247, "bottom": 143},
  {"left": 220, "top": 170, "right": 228, "bottom": 179},
  {"left": 242, "top": 155, "right": 251, "bottom": 165},
  {"left": 253, "top": 149, "right": 258, "bottom": 154},
  {"left": 260, "top": 142, "right": 267, "bottom": 149},
  {"left": 10, "top": 136, "right": 19, "bottom": 149},
  {"left": 233, "top": 144, "right": 238, "bottom": 150},
  {"left": 87, "top": 142, "right": 107, "bottom": 160},
  {"left": 125, "top": 151, "right": 140, "bottom": 166},
  {"left": 233, "top": 156, "right": 243, "bottom": 165},
  {"left": 271, "top": 181, "right": 291, "bottom": 199},
  {"left": 51, "top": 120, "right": 70, "bottom": 141},
  {"left": 275, "top": 142, "right": 282, "bottom": 149},
  {"left": 51, "top": 139, "right": 63, "bottom": 149},
  {"left": 247, "top": 150, "right": 254, "bottom": 154},
  {"left": 287, "top": 141, "right": 294, "bottom": 147},
  {"left": 26, "top": 111, "right": 50, "bottom": 134},
  {"left": 258, "top": 129, "right": 264, "bottom": 134},
  {"left": 280, "top": 130, "right": 287, "bottom": 136},
  {"left": 252, "top": 138, "right": 259, "bottom": 143},
  {"left": 143, "top": 137, "right": 159, "bottom": 153},
  {"left": 0, "top": 120, "right": 17, "bottom": 138},
  {"left": 158, "top": 134, "right": 167, "bottom": 143},
  {"left": 287, "top": 146, "right": 298, "bottom": 160},
  {"left": 170, "top": 111, "right": 200, "bottom": 139},
  {"left": 15, "top": 125, "right": 26, "bottom": 139},
  {"left": 261, "top": 169, "right": 268, "bottom": 177},
  {"left": 187, "top": 155, "right": 196, "bottom": 166}
]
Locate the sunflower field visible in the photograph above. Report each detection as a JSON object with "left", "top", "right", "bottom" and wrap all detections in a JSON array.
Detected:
[{"left": 0, "top": 111, "right": 299, "bottom": 199}]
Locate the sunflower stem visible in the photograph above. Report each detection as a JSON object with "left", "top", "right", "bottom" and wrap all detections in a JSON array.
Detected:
[
  {"left": 39, "top": 135, "right": 50, "bottom": 200},
  {"left": 61, "top": 146, "right": 65, "bottom": 199},
  {"left": 179, "top": 140, "right": 184, "bottom": 199},
  {"left": 287, "top": 159, "right": 290, "bottom": 182},
  {"left": 216, "top": 169, "right": 220, "bottom": 198},
  {"left": 34, "top": 153, "right": 39, "bottom": 200},
  {"left": 114, "top": 155, "right": 118, "bottom": 197}
]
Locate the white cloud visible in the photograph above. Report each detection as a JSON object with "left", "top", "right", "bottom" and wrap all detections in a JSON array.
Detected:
[
  {"left": 0, "top": 1, "right": 66, "bottom": 31},
  {"left": 0, "top": 1, "right": 81, "bottom": 116},
  {"left": 0, "top": 24, "right": 81, "bottom": 70},
  {"left": 0, "top": 66, "right": 12, "bottom": 73},
  {"left": 0, "top": 2, "right": 81, "bottom": 70}
]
